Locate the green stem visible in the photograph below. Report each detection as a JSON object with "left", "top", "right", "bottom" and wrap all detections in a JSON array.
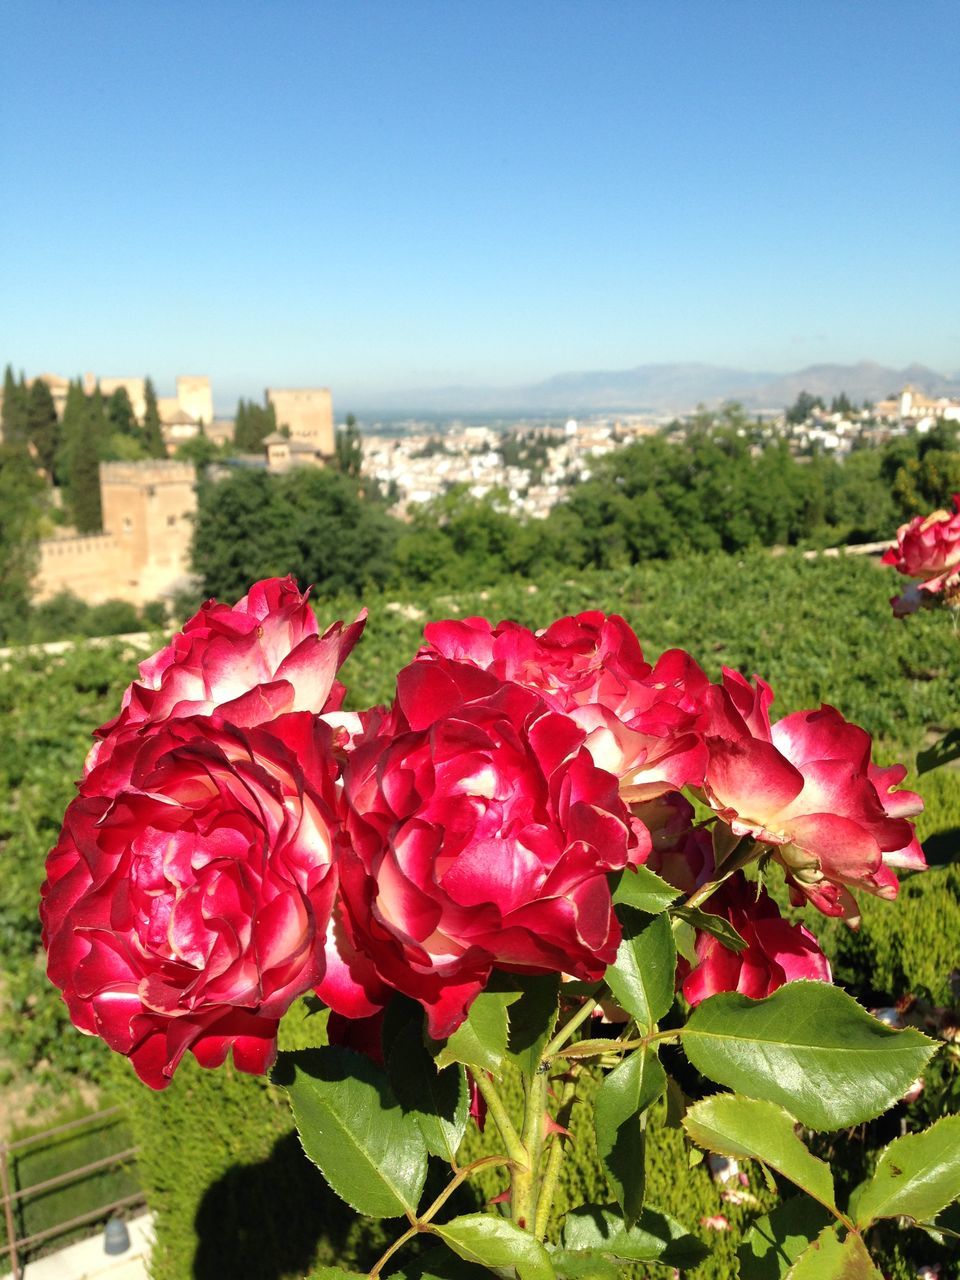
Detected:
[
  {"left": 533, "top": 1072, "right": 579, "bottom": 1240},
  {"left": 541, "top": 989, "right": 603, "bottom": 1060},
  {"left": 367, "top": 1222, "right": 421, "bottom": 1278},
  {"left": 512, "top": 1069, "right": 548, "bottom": 1232},
  {"left": 472, "top": 1072, "right": 528, "bottom": 1170}
]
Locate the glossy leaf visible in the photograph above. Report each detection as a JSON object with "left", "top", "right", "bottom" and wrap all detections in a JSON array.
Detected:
[
  {"left": 784, "top": 1226, "right": 882, "bottom": 1279},
  {"left": 433, "top": 1214, "right": 556, "bottom": 1280},
  {"left": 595, "top": 1047, "right": 666, "bottom": 1225},
  {"left": 386, "top": 1246, "right": 492, "bottom": 1280},
  {"left": 507, "top": 973, "right": 561, "bottom": 1082},
  {"left": 673, "top": 904, "right": 748, "bottom": 953},
  {"left": 681, "top": 981, "right": 936, "bottom": 1130},
  {"left": 738, "top": 1196, "right": 835, "bottom": 1280},
  {"left": 432, "top": 988, "right": 521, "bottom": 1073},
  {"left": 604, "top": 909, "right": 676, "bottom": 1032},
  {"left": 387, "top": 1019, "right": 469, "bottom": 1161},
  {"left": 560, "top": 1203, "right": 708, "bottom": 1267},
  {"left": 683, "top": 1094, "right": 837, "bottom": 1212},
  {"left": 275, "top": 1047, "right": 427, "bottom": 1219},
  {"left": 548, "top": 1248, "right": 620, "bottom": 1279},
  {"left": 611, "top": 864, "right": 680, "bottom": 913},
  {"left": 850, "top": 1113, "right": 960, "bottom": 1228}
]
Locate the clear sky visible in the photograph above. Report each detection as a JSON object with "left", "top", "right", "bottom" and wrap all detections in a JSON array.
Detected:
[{"left": 3, "top": 1, "right": 958, "bottom": 409}]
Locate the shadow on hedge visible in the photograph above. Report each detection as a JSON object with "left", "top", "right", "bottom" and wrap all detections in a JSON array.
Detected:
[{"left": 192, "top": 1129, "right": 385, "bottom": 1279}]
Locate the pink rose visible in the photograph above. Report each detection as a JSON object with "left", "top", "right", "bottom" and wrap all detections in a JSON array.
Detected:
[
  {"left": 697, "top": 669, "right": 925, "bottom": 919},
  {"left": 88, "top": 577, "right": 364, "bottom": 778},
  {"left": 41, "top": 713, "right": 343, "bottom": 1088},
  {"left": 420, "top": 612, "right": 708, "bottom": 800},
  {"left": 882, "top": 498, "right": 960, "bottom": 580},
  {"left": 679, "top": 873, "right": 831, "bottom": 1006},
  {"left": 319, "top": 662, "right": 649, "bottom": 1038}
]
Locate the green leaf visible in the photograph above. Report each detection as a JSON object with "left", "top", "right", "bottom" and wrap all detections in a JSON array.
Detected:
[
  {"left": 386, "top": 1245, "right": 492, "bottom": 1279},
  {"left": 387, "top": 1019, "right": 469, "bottom": 1161},
  {"left": 738, "top": 1197, "right": 835, "bottom": 1280},
  {"left": 671, "top": 916, "right": 698, "bottom": 965},
  {"left": 507, "top": 973, "right": 561, "bottom": 1082},
  {"left": 673, "top": 904, "right": 748, "bottom": 953},
  {"left": 681, "top": 981, "right": 936, "bottom": 1130},
  {"left": 850, "top": 1113, "right": 960, "bottom": 1228},
  {"left": 611, "top": 864, "right": 680, "bottom": 913},
  {"left": 433, "top": 1214, "right": 556, "bottom": 1280},
  {"left": 784, "top": 1226, "right": 882, "bottom": 1279},
  {"left": 274, "top": 1047, "right": 427, "bottom": 1219},
  {"left": 311, "top": 1270, "right": 368, "bottom": 1279},
  {"left": 604, "top": 909, "right": 676, "bottom": 1032},
  {"left": 683, "top": 1095, "right": 837, "bottom": 1213},
  {"left": 560, "top": 1203, "right": 708, "bottom": 1267},
  {"left": 548, "top": 1248, "right": 620, "bottom": 1279},
  {"left": 595, "top": 1047, "right": 666, "bottom": 1225},
  {"left": 432, "top": 988, "right": 521, "bottom": 1073},
  {"left": 917, "top": 727, "right": 960, "bottom": 774}
]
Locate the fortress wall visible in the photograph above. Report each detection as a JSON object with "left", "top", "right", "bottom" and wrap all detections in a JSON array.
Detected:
[{"left": 35, "top": 534, "right": 128, "bottom": 604}]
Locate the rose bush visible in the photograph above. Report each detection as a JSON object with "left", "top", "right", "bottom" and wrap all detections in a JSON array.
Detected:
[
  {"left": 40, "top": 582, "right": 947, "bottom": 1280},
  {"left": 41, "top": 711, "right": 344, "bottom": 1087}
]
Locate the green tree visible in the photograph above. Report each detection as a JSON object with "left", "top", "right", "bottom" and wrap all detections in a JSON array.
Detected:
[
  {"left": 233, "top": 398, "right": 277, "bottom": 452},
  {"left": 105, "top": 386, "right": 136, "bottom": 436},
  {"left": 69, "top": 394, "right": 106, "bottom": 532},
  {"left": 142, "top": 378, "right": 166, "bottom": 458},
  {"left": 27, "top": 378, "right": 60, "bottom": 482},
  {"left": 0, "top": 442, "right": 45, "bottom": 639},
  {"left": 1, "top": 365, "right": 28, "bottom": 445},
  {"left": 334, "top": 413, "right": 363, "bottom": 477},
  {"left": 191, "top": 467, "right": 397, "bottom": 599},
  {"left": 786, "top": 390, "right": 825, "bottom": 425}
]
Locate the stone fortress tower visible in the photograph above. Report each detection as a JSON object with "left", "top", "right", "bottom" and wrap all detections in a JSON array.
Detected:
[
  {"left": 263, "top": 387, "right": 335, "bottom": 472},
  {"left": 36, "top": 460, "right": 197, "bottom": 606}
]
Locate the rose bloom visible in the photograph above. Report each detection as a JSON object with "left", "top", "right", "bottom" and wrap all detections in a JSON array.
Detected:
[
  {"left": 882, "top": 498, "right": 960, "bottom": 580},
  {"left": 698, "top": 669, "right": 925, "bottom": 920},
  {"left": 419, "top": 612, "right": 708, "bottom": 801},
  {"left": 41, "top": 713, "right": 343, "bottom": 1088},
  {"left": 88, "top": 577, "right": 364, "bottom": 779},
  {"left": 679, "top": 873, "right": 831, "bottom": 1006},
  {"left": 318, "top": 660, "right": 649, "bottom": 1038}
]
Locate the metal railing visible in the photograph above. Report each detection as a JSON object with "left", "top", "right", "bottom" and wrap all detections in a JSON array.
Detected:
[{"left": 0, "top": 1106, "right": 144, "bottom": 1280}]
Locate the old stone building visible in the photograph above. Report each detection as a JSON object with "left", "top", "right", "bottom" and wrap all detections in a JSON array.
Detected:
[
  {"left": 35, "top": 460, "right": 197, "bottom": 606},
  {"left": 266, "top": 387, "right": 334, "bottom": 455}
]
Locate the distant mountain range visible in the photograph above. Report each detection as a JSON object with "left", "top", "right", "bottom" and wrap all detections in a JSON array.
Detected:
[{"left": 350, "top": 361, "right": 960, "bottom": 418}]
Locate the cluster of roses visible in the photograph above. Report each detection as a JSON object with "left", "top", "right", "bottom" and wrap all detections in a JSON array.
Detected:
[
  {"left": 40, "top": 577, "right": 926, "bottom": 1089},
  {"left": 883, "top": 494, "right": 960, "bottom": 617}
]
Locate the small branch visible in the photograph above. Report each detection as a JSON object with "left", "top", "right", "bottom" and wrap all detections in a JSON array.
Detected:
[
  {"left": 533, "top": 1072, "right": 579, "bottom": 1240},
  {"left": 541, "top": 990, "right": 603, "bottom": 1060},
  {"left": 512, "top": 1069, "right": 548, "bottom": 1231},
  {"left": 367, "top": 1222, "right": 421, "bottom": 1278},
  {"left": 683, "top": 836, "right": 760, "bottom": 912}
]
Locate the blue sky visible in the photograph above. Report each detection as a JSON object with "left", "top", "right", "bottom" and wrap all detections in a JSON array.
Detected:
[{"left": 3, "top": 1, "right": 958, "bottom": 409}]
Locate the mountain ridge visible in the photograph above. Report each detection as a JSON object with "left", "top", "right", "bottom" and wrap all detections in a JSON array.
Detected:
[{"left": 347, "top": 360, "right": 960, "bottom": 417}]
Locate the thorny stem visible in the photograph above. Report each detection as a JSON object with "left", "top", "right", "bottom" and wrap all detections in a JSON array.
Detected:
[
  {"left": 472, "top": 1072, "right": 528, "bottom": 1170},
  {"left": 533, "top": 1071, "right": 579, "bottom": 1240},
  {"left": 549, "top": 1026, "right": 680, "bottom": 1063},
  {"left": 512, "top": 1068, "right": 548, "bottom": 1231}
]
